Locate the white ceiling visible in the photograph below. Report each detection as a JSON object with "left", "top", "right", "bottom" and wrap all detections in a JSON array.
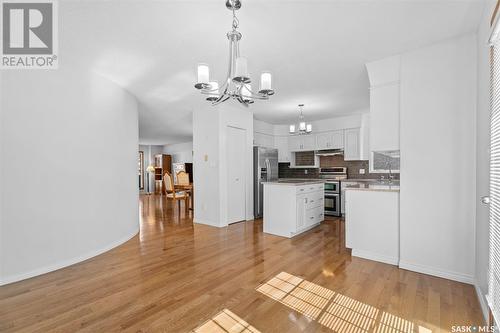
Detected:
[{"left": 62, "top": 0, "right": 486, "bottom": 144}]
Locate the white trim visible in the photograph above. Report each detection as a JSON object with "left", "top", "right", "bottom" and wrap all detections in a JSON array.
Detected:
[
  {"left": 193, "top": 218, "right": 222, "bottom": 228},
  {"left": 352, "top": 249, "right": 399, "bottom": 266},
  {"left": 475, "top": 282, "right": 489, "bottom": 323},
  {"left": 0, "top": 227, "right": 139, "bottom": 286},
  {"left": 398, "top": 260, "right": 474, "bottom": 284}
]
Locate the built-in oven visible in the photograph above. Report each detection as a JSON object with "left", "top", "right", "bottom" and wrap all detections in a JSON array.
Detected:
[
  {"left": 324, "top": 181, "right": 341, "bottom": 216},
  {"left": 324, "top": 181, "right": 339, "bottom": 193}
]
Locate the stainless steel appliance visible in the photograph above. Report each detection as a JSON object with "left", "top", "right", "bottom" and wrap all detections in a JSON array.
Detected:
[
  {"left": 319, "top": 167, "right": 347, "bottom": 217},
  {"left": 254, "top": 146, "right": 279, "bottom": 218}
]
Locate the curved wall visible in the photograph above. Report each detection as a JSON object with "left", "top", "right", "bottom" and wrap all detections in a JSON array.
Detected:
[{"left": 0, "top": 68, "right": 139, "bottom": 285}]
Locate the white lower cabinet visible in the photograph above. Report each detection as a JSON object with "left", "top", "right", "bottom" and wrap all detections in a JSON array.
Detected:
[{"left": 264, "top": 182, "right": 324, "bottom": 238}]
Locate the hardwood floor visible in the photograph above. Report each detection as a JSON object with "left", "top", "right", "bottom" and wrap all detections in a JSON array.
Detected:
[{"left": 0, "top": 194, "right": 484, "bottom": 332}]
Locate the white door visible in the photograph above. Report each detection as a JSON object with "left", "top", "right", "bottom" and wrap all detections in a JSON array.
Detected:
[{"left": 227, "top": 126, "right": 246, "bottom": 224}]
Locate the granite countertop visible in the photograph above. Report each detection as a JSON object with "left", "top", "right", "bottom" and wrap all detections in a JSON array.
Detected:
[
  {"left": 341, "top": 178, "right": 400, "bottom": 184},
  {"left": 263, "top": 179, "right": 326, "bottom": 186},
  {"left": 344, "top": 183, "right": 400, "bottom": 192}
]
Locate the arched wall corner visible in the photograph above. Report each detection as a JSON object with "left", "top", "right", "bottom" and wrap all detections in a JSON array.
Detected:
[{"left": 0, "top": 67, "right": 140, "bottom": 286}]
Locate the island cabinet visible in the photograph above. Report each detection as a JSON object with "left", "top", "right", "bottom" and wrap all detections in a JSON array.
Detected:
[{"left": 263, "top": 182, "right": 324, "bottom": 238}]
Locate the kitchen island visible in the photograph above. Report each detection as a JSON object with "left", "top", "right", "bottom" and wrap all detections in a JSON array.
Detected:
[
  {"left": 345, "top": 183, "right": 400, "bottom": 265},
  {"left": 263, "top": 180, "right": 325, "bottom": 238}
]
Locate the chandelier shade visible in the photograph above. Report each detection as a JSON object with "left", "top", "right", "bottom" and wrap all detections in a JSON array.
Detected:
[{"left": 194, "top": 0, "right": 275, "bottom": 106}]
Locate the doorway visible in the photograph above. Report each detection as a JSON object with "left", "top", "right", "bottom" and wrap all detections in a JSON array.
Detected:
[{"left": 226, "top": 126, "right": 247, "bottom": 224}]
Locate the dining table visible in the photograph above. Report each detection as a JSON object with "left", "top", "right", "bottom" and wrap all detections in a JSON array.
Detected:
[{"left": 174, "top": 183, "right": 194, "bottom": 210}]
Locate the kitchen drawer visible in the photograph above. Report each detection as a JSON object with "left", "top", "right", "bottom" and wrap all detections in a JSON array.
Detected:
[
  {"left": 305, "top": 206, "right": 324, "bottom": 226},
  {"left": 296, "top": 183, "right": 324, "bottom": 194},
  {"left": 306, "top": 191, "right": 324, "bottom": 209}
]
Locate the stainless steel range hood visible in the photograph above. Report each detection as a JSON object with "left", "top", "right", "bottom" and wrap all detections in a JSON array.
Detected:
[{"left": 315, "top": 149, "right": 344, "bottom": 156}]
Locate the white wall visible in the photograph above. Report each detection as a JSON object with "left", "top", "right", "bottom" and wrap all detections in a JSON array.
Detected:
[
  {"left": 163, "top": 142, "right": 193, "bottom": 163},
  {"left": 399, "top": 34, "right": 477, "bottom": 283},
  {"left": 193, "top": 105, "right": 253, "bottom": 227},
  {"left": 193, "top": 109, "right": 221, "bottom": 226},
  {"left": 475, "top": 0, "right": 496, "bottom": 320},
  {"left": 0, "top": 68, "right": 140, "bottom": 285}
]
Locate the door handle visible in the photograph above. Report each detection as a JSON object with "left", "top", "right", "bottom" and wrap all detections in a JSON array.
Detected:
[{"left": 482, "top": 196, "right": 490, "bottom": 205}]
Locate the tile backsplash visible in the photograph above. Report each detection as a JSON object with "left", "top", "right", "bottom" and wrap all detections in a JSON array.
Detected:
[{"left": 279, "top": 154, "right": 400, "bottom": 180}]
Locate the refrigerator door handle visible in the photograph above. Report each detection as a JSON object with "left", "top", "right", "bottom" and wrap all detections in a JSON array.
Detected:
[{"left": 265, "top": 159, "right": 270, "bottom": 182}]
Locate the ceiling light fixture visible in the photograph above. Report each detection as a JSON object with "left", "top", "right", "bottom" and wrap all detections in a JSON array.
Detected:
[
  {"left": 194, "top": 0, "right": 275, "bottom": 106},
  {"left": 290, "top": 104, "right": 312, "bottom": 135}
]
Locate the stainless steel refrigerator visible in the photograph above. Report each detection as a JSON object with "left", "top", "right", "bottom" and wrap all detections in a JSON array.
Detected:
[{"left": 254, "top": 146, "right": 279, "bottom": 218}]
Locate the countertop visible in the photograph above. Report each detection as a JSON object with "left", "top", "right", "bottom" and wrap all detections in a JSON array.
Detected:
[
  {"left": 344, "top": 183, "right": 400, "bottom": 192},
  {"left": 263, "top": 179, "right": 325, "bottom": 186}
]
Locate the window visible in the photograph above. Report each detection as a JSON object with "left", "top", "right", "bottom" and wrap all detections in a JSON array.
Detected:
[{"left": 489, "top": 12, "right": 500, "bottom": 325}]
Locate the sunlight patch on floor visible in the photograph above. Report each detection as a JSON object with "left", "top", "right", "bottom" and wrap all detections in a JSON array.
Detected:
[
  {"left": 256, "top": 272, "right": 430, "bottom": 333},
  {"left": 192, "top": 309, "right": 261, "bottom": 333}
]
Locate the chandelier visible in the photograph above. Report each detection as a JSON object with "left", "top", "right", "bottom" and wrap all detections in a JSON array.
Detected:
[
  {"left": 194, "top": 0, "right": 275, "bottom": 106},
  {"left": 289, "top": 104, "right": 312, "bottom": 134}
]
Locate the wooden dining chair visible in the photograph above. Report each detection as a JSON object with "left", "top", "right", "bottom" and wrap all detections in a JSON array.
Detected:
[
  {"left": 163, "top": 171, "right": 189, "bottom": 213},
  {"left": 176, "top": 171, "right": 192, "bottom": 210},
  {"left": 177, "top": 171, "right": 190, "bottom": 186}
]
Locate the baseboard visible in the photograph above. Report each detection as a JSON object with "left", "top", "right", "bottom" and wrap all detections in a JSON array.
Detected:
[
  {"left": 474, "top": 282, "right": 489, "bottom": 323},
  {"left": 352, "top": 249, "right": 399, "bottom": 266},
  {"left": 193, "top": 218, "right": 221, "bottom": 228},
  {"left": 398, "top": 260, "right": 474, "bottom": 284},
  {"left": 0, "top": 227, "right": 139, "bottom": 286}
]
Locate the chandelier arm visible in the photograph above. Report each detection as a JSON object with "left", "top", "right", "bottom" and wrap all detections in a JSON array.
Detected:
[
  {"left": 211, "top": 94, "right": 231, "bottom": 106},
  {"left": 239, "top": 88, "right": 270, "bottom": 100},
  {"left": 201, "top": 79, "right": 229, "bottom": 95}
]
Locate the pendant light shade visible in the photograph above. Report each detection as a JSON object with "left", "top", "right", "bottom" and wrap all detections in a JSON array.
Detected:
[{"left": 195, "top": 63, "right": 210, "bottom": 89}]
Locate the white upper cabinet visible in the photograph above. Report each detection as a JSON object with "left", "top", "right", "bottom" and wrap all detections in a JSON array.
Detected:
[
  {"left": 302, "top": 135, "right": 316, "bottom": 150},
  {"left": 344, "top": 128, "right": 361, "bottom": 161},
  {"left": 366, "top": 55, "right": 401, "bottom": 152},
  {"left": 254, "top": 132, "right": 274, "bottom": 148},
  {"left": 316, "top": 130, "right": 344, "bottom": 150},
  {"left": 288, "top": 134, "right": 316, "bottom": 152},
  {"left": 288, "top": 135, "right": 302, "bottom": 151},
  {"left": 274, "top": 135, "right": 290, "bottom": 162}
]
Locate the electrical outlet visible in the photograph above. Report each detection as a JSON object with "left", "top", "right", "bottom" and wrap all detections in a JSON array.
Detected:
[
  {"left": 304, "top": 169, "right": 308, "bottom": 175},
  {"left": 359, "top": 169, "right": 365, "bottom": 174}
]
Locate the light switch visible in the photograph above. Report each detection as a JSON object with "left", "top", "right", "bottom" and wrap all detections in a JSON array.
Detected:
[{"left": 359, "top": 169, "right": 365, "bottom": 174}]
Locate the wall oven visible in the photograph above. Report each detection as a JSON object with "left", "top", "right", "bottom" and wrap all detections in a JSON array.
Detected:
[{"left": 324, "top": 181, "right": 341, "bottom": 216}]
